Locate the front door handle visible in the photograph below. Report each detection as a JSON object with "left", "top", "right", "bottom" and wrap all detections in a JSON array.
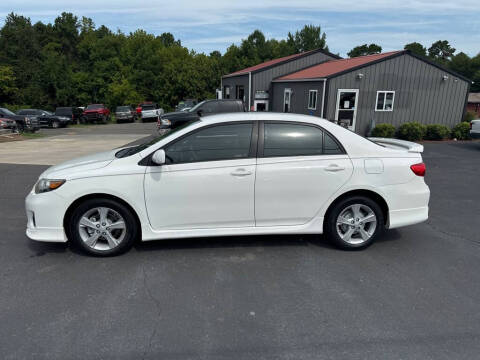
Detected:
[
  {"left": 231, "top": 168, "right": 253, "bottom": 177},
  {"left": 325, "top": 164, "right": 345, "bottom": 172}
]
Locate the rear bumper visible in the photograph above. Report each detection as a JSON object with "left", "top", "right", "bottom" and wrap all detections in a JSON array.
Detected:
[
  {"left": 388, "top": 206, "right": 429, "bottom": 229},
  {"left": 470, "top": 131, "right": 480, "bottom": 139},
  {"left": 380, "top": 178, "right": 430, "bottom": 229}
]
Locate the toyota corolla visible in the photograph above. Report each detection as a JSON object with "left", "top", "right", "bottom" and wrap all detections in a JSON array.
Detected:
[{"left": 25, "top": 113, "right": 430, "bottom": 256}]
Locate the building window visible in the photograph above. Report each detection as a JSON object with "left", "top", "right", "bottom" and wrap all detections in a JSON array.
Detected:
[
  {"left": 307, "top": 90, "right": 317, "bottom": 110},
  {"left": 224, "top": 86, "right": 230, "bottom": 99},
  {"left": 376, "top": 91, "right": 395, "bottom": 111}
]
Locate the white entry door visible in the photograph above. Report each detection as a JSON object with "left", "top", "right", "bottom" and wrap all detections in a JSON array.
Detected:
[
  {"left": 335, "top": 89, "right": 359, "bottom": 131},
  {"left": 283, "top": 88, "right": 292, "bottom": 112}
]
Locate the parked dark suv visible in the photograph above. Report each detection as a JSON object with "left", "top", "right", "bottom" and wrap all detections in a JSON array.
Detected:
[
  {"left": 55, "top": 107, "right": 83, "bottom": 124},
  {"left": 158, "top": 99, "right": 245, "bottom": 131},
  {"left": 0, "top": 107, "right": 39, "bottom": 132},
  {"left": 17, "top": 109, "right": 71, "bottom": 128}
]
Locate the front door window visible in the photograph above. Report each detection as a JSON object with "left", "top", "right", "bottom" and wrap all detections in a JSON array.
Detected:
[{"left": 335, "top": 89, "right": 359, "bottom": 130}]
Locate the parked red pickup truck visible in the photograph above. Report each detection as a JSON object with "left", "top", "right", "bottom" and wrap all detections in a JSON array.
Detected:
[{"left": 81, "top": 104, "right": 110, "bottom": 124}]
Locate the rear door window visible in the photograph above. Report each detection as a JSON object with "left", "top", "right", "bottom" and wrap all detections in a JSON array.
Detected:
[{"left": 261, "top": 122, "right": 345, "bottom": 157}]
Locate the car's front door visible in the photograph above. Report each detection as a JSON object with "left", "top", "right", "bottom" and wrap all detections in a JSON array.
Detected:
[
  {"left": 255, "top": 121, "right": 353, "bottom": 226},
  {"left": 144, "top": 122, "right": 257, "bottom": 230}
]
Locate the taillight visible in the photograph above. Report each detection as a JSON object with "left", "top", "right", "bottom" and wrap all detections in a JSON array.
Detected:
[{"left": 410, "top": 163, "right": 426, "bottom": 177}]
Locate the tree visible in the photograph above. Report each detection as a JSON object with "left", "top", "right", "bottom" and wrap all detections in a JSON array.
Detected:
[
  {"left": 0, "top": 66, "right": 18, "bottom": 104},
  {"left": 347, "top": 44, "right": 382, "bottom": 58},
  {"left": 286, "top": 25, "right": 328, "bottom": 53},
  {"left": 404, "top": 42, "right": 427, "bottom": 57},
  {"left": 428, "top": 40, "right": 456, "bottom": 64}
]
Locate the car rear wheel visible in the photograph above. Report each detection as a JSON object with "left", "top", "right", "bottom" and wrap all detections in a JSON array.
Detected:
[
  {"left": 68, "top": 198, "right": 138, "bottom": 256},
  {"left": 325, "top": 196, "right": 385, "bottom": 250}
]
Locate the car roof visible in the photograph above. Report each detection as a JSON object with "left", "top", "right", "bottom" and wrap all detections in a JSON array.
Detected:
[{"left": 201, "top": 112, "right": 330, "bottom": 125}]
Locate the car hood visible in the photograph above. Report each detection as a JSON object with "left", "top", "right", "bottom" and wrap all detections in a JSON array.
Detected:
[{"left": 39, "top": 149, "right": 118, "bottom": 179}]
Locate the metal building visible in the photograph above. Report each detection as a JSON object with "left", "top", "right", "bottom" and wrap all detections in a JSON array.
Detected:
[
  {"left": 221, "top": 48, "right": 340, "bottom": 112},
  {"left": 222, "top": 50, "right": 471, "bottom": 135}
]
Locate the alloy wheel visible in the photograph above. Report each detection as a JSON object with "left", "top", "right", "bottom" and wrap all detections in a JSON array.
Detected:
[
  {"left": 78, "top": 207, "right": 126, "bottom": 251},
  {"left": 336, "top": 204, "right": 377, "bottom": 245}
]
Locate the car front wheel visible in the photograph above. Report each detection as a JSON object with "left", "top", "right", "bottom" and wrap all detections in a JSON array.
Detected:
[
  {"left": 325, "top": 196, "right": 385, "bottom": 250},
  {"left": 68, "top": 198, "right": 138, "bottom": 256}
]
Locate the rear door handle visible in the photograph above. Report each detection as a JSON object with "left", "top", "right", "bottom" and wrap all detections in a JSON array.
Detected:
[
  {"left": 325, "top": 164, "right": 345, "bottom": 172},
  {"left": 231, "top": 168, "right": 253, "bottom": 177}
]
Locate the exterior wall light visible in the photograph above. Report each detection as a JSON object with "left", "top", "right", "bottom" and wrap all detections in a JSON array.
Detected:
[
  {"left": 357, "top": 73, "right": 364, "bottom": 79},
  {"left": 442, "top": 75, "right": 449, "bottom": 81}
]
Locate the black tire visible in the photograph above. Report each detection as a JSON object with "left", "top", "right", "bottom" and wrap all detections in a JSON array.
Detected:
[
  {"left": 68, "top": 198, "right": 138, "bottom": 256},
  {"left": 324, "top": 196, "right": 385, "bottom": 250}
]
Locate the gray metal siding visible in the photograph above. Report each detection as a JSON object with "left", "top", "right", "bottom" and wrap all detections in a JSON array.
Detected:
[
  {"left": 325, "top": 53, "right": 469, "bottom": 135},
  {"left": 272, "top": 82, "right": 324, "bottom": 117},
  {"left": 252, "top": 51, "right": 334, "bottom": 95},
  {"left": 221, "top": 74, "right": 249, "bottom": 104}
]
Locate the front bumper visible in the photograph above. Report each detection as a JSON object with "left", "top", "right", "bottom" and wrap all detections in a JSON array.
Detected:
[{"left": 25, "top": 190, "right": 68, "bottom": 242}]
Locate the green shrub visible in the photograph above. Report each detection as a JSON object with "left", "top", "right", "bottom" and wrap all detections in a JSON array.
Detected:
[
  {"left": 451, "top": 122, "right": 471, "bottom": 140},
  {"left": 396, "top": 122, "right": 427, "bottom": 141},
  {"left": 424, "top": 124, "right": 450, "bottom": 140},
  {"left": 371, "top": 123, "right": 396, "bottom": 138},
  {"left": 463, "top": 111, "right": 476, "bottom": 123}
]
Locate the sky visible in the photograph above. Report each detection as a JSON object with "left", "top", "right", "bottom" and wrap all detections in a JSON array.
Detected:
[{"left": 1, "top": 0, "right": 479, "bottom": 57}]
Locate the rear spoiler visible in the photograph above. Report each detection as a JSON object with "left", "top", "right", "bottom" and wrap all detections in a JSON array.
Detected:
[{"left": 368, "top": 137, "right": 424, "bottom": 153}]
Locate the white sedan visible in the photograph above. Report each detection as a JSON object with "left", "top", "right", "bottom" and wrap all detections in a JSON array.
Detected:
[{"left": 25, "top": 113, "right": 430, "bottom": 256}]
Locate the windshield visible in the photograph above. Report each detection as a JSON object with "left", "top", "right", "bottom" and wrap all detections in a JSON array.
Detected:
[
  {"left": 44, "top": 111, "right": 53, "bottom": 115},
  {"left": 116, "top": 106, "right": 131, "bottom": 112},
  {"left": 188, "top": 100, "right": 206, "bottom": 113},
  {"left": 115, "top": 120, "right": 200, "bottom": 158},
  {"left": 86, "top": 104, "right": 103, "bottom": 110},
  {"left": 0, "top": 108, "right": 16, "bottom": 116}
]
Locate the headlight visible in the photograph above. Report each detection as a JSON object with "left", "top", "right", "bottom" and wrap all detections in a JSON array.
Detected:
[
  {"left": 161, "top": 118, "right": 171, "bottom": 126},
  {"left": 35, "top": 179, "right": 66, "bottom": 194}
]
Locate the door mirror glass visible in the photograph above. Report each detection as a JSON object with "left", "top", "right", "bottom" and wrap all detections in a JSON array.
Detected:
[{"left": 151, "top": 149, "right": 166, "bottom": 165}]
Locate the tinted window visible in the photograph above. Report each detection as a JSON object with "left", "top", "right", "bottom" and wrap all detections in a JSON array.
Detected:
[
  {"left": 219, "top": 101, "right": 237, "bottom": 113},
  {"left": 165, "top": 123, "right": 253, "bottom": 164},
  {"left": 201, "top": 102, "right": 217, "bottom": 114},
  {"left": 263, "top": 123, "right": 324, "bottom": 157},
  {"left": 116, "top": 106, "right": 131, "bottom": 111},
  {"left": 86, "top": 104, "right": 103, "bottom": 110},
  {"left": 324, "top": 132, "right": 343, "bottom": 154},
  {"left": 55, "top": 108, "right": 71, "bottom": 116}
]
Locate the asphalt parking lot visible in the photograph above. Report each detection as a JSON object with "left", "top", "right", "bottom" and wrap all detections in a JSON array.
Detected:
[{"left": 0, "top": 131, "right": 479, "bottom": 359}]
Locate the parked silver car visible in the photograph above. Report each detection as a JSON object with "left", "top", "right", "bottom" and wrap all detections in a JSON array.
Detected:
[{"left": 470, "top": 119, "right": 480, "bottom": 139}]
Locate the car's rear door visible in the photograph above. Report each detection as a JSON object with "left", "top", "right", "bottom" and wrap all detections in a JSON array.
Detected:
[
  {"left": 144, "top": 121, "right": 258, "bottom": 230},
  {"left": 255, "top": 121, "right": 353, "bottom": 226}
]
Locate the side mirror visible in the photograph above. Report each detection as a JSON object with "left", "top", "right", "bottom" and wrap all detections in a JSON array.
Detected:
[
  {"left": 197, "top": 109, "right": 203, "bottom": 117},
  {"left": 151, "top": 149, "right": 166, "bottom": 165}
]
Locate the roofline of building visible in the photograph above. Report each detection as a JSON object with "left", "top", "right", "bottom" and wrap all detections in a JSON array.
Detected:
[
  {"left": 222, "top": 48, "right": 342, "bottom": 79},
  {"left": 272, "top": 78, "right": 327, "bottom": 83},
  {"left": 272, "top": 50, "right": 472, "bottom": 83}
]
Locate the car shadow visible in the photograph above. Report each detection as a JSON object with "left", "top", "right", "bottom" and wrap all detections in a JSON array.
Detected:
[{"left": 26, "top": 229, "right": 403, "bottom": 257}]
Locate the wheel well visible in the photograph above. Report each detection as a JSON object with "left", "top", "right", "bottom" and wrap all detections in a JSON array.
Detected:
[
  {"left": 324, "top": 190, "right": 389, "bottom": 225},
  {"left": 63, "top": 193, "right": 142, "bottom": 241}
]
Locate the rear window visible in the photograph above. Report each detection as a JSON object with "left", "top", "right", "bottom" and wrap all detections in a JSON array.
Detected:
[
  {"left": 55, "top": 108, "right": 71, "bottom": 116},
  {"left": 116, "top": 106, "right": 131, "bottom": 112},
  {"left": 86, "top": 104, "right": 104, "bottom": 110},
  {"left": 142, "top": 105, "right": 155, "bottom": 110}
]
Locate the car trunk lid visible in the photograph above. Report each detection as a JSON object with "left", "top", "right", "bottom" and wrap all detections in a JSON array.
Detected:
[{"left": 368, "top": 137, "right": 424, "bottom": 153}]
